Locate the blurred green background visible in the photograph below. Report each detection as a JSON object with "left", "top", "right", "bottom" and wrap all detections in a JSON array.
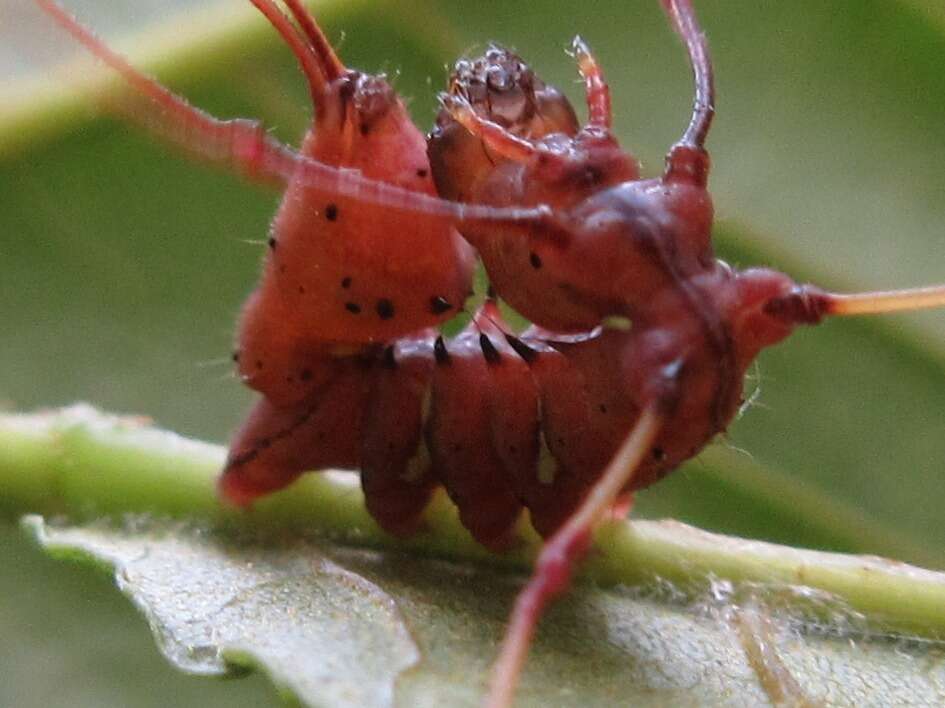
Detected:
[{"left": 2, "top": 0, "right": 945, "bottom": 705}]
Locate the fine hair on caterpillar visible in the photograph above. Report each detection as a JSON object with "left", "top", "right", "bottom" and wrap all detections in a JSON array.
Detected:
[{"left": 32, "top": 1, "right": 945, "bottom": 707}]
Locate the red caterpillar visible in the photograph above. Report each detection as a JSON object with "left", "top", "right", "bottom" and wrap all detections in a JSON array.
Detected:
[
  {"left": 224, "top": 46, "right": 597, "bottom": 544},
  {"left": 36, "top": 2, "right": 945, "bottom": 707}
]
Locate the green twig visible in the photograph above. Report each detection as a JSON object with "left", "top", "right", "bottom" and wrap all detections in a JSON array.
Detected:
[{"left": 3, "top": 404, "right": 945, "bottom": 639}]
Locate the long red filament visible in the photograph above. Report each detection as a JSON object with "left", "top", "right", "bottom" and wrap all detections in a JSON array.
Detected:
[
  {"left": 34, "top": 0, "right": 278, "bottom": 163},
  {"left": 826, "top": 284, "right": 945, "bottom": 316},
  {"left": 485, "top": 405, "right": 664, "bottom": 708},
  {"left": 35, "top": 0, "right": 550, "bottom": 228},
  {"left": 247, "top": 0, "right": 327, "bottom": 103},
  {"left": 280, "top": 149, "right": 554, "bottom": 226},
  {"left": 280, "top": 0, "right": 346, "bottom": 82},
  {"left": 661, "top": 0, "right": 714, "bottom": 148}
]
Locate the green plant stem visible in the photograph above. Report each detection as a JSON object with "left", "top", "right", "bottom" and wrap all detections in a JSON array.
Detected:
[{"left": 3, "top": 404, "right": 945, "bottom": 639}]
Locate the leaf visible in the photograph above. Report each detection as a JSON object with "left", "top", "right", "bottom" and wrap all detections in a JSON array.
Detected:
[
  {"left": 24, "top": 517, "right": 421, "bottom": 708},
  {"left": 19, "top": 514, "right": 945, "bottom": 707},
  {"left": 2, "top": 0, "right": 945, "bottom": 706}
]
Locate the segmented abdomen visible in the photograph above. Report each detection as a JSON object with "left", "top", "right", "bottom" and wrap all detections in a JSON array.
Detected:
[{"left": 220, "top": 300, "right": 731, "bottom": 547}]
